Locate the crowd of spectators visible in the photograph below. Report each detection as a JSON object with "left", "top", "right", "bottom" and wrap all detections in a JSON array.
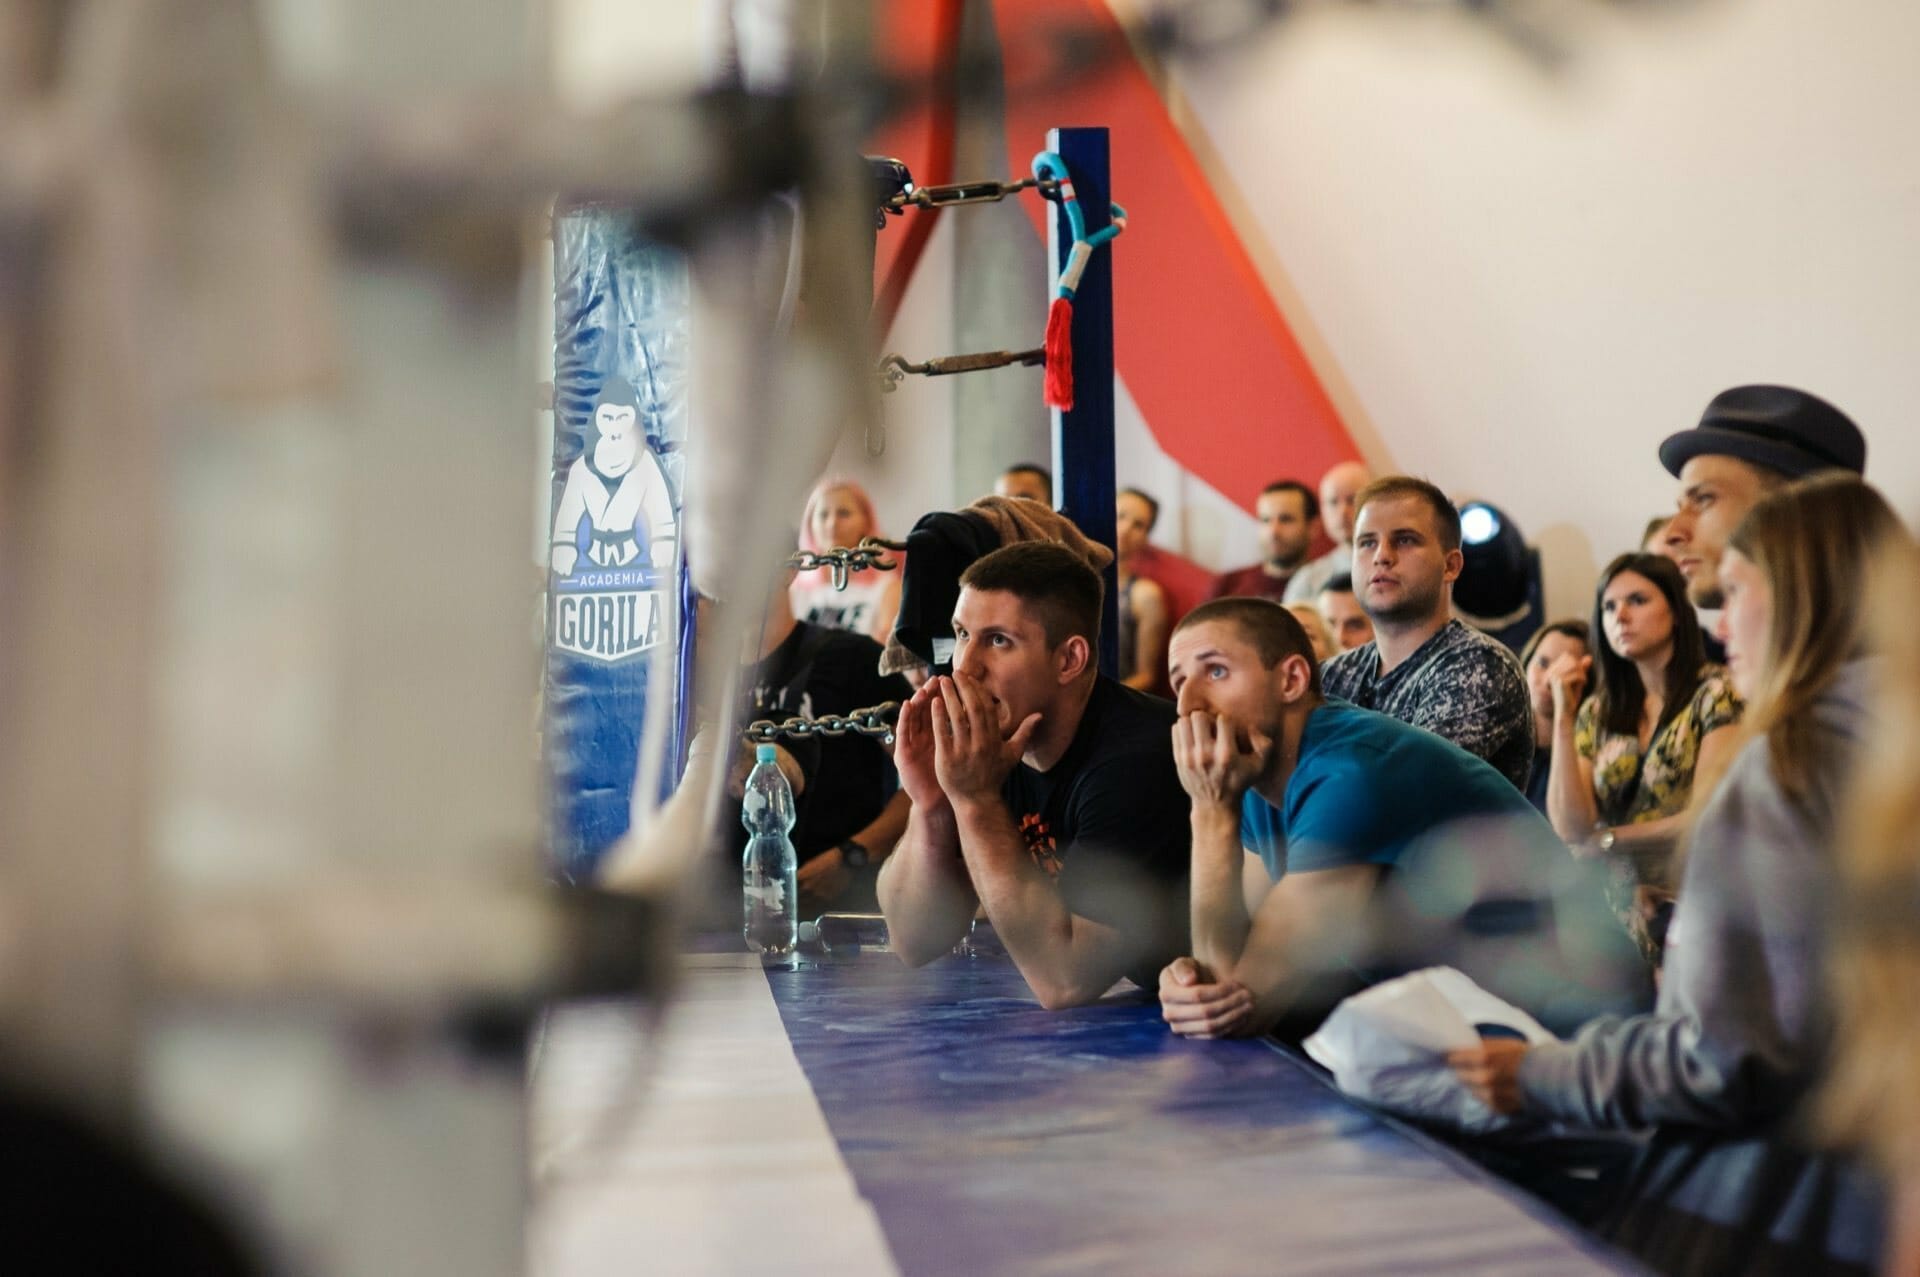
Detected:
[{"left": 754, "top": 383, "right": 1910, "bottom": 1275}]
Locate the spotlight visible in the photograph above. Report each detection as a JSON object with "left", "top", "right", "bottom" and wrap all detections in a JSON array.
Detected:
[
  {"left": 1453, "top": 499, "right": 1542, "bottom": 652},
  {"left": 1460, "top": 502, "right": 1501, "bottom": 547}
]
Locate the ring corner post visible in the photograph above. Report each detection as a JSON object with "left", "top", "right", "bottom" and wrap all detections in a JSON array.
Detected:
[{"left": 1045, "top": 126, "right": 1119, "bottom": 679}]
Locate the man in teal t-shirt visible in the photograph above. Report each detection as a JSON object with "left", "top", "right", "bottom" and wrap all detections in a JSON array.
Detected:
[
  {"left": 1158, "top": 598, "right": 1637, "bottom": 1040},
  {"left": 1236, "top": 697, "right": 1539, "bottom": 882}
]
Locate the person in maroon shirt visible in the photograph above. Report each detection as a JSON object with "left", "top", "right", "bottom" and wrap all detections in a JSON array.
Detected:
[{"left": 1209, "top": 479, "right": 1319, "bottom": 603}]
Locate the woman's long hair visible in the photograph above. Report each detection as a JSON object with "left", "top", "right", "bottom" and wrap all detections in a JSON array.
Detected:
[
  {"left": 1723, "top": 472, "right": 1905, "bottom": 811},
  {"left": 1822, "top": 528, "right": 1920, "bottom": 1174},
  {"left": 1588, "top": 553, "right": 1706, "bottom": 738}
]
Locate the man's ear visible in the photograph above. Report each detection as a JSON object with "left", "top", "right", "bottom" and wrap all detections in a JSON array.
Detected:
[
  {"left": 1443, "top": 546, "right": 1465, "bottom": 585},
  {"left": 1056, "top": 634, "right": 1092, "bottom": 683},
  {"left": 1278, "top": 653, "right": 1315, "bottom": 703}
]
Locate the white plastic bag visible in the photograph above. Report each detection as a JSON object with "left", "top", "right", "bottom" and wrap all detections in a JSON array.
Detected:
[{"left": 1302, "top": 966, "right": 1557, "bottom": 1133}]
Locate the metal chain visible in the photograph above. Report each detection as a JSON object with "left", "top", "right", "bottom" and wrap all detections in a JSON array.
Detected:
[
  {"left": 886, "top": 175, "right": 1059, "bottom": 211},
  {"left": 785, "top": 537, "right": 907, "bottom": 590},
  {"left": 742, "top": 702, "right": 900, "bottom": 747}
]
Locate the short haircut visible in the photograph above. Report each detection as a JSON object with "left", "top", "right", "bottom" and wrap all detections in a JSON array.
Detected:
[
  {"left": 1641, "top": 514, "right": 1670, "bottom": 547},
  {"left": 1002, "top": 463, "right": 1053, "bottom": 500},
  {"left": 1259, "top": 479, "right": 1319, "bottom": 522},
  {"left": 1518, "top": 618, "right": 1591, "bottom": 669},
  {"left": 1119, "top": 486, "right": 1161, "bottom": 531},
  {"left": 1353, "top": 475, "right": 1462, "bottom": 552},
  {"left": 958, "top": 541, "right": 1103, "bottom": 649},
  {"left": 1320, "top": 571, "right": 1356, "bottom": 596},
  {"left": 1174, "top": 597, "right": 1322, "bottom": 697}
]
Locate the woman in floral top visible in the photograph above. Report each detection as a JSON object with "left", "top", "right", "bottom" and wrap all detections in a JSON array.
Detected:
[{"left": 1544, "top": 553, "right": 1742, "bottom": 963}]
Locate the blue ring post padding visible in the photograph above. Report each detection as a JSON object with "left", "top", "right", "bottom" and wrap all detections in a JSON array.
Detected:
[
  {"left": 545, "top": 209, "right": 689, "bottom": 880},
  {"left": 1045, "top": 128, "right": 1120, "bottom": 678},
  {"left": 764, "top": 953, "right": 1643, "bottom": 1275}
]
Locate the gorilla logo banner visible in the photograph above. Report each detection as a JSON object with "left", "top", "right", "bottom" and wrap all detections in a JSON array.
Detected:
[{"left": 549, "top": 375, "right": 677, "bottom": 663}]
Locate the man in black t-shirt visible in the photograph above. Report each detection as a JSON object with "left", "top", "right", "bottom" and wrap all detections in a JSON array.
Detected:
[
  {"left": 727, "top": 581, "right": 912, "bottom": 914},
  {"left": 879, "top": 543, "right": 1190, "bottom": 1006}
]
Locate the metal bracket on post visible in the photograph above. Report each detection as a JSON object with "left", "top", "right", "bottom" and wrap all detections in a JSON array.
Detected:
[{"left": 1045, "top": 127, "right": 1119, "bottom": 678}]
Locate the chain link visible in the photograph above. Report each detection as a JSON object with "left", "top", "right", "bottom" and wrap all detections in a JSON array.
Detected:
[
  {"left": 742, "top": 702, "right": 900, "bottom": 747},
  {"left": 785, "top": 537, "right": 905, "bottom": 590}
]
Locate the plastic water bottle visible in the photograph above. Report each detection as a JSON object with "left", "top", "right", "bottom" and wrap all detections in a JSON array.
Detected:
[{"left": 741, "top": 744, "right": 798, "bottom": 958}]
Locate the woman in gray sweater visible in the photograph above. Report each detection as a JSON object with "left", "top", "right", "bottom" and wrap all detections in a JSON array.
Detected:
[{"left": 1450, "top": 473, "right": 1907, "bottom": 1276}]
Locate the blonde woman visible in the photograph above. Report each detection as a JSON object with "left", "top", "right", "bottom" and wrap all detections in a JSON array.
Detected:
[
  {"left": 1284, "top": 602, "right": 1335, "bottom": 663},
  {"left": 790, "top": 477, "right": 902, "bottom": 645},
  {"left": 1824, "top": 530, "right": 1920, "bottom": 1277},
  {"left": 1451, "top": 474, "right": 1906, "bottom": 1276}
]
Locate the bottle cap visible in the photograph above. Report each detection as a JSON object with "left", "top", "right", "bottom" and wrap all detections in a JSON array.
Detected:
[{"left": 755, "top": 744, "right": 778, "bottom": 764}]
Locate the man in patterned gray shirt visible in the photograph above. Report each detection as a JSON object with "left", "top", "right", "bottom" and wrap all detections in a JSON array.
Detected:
[{"left": 1318, "top": 476, "right": 1534, "bottom": 790}]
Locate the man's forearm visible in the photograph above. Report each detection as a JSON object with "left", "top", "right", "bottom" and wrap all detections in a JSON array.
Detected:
[
  {"left": 950, "top": 796, "right": 1114, "bottom": 1010},
  {"left": 1188, "top": 807, "right": 1249, "bottom": 979},
  {"left": 1233, "top": 864, "right": 1379, "bottom": 1033},
  {"left": 877, "top": 803, "right": 975, "bottom": 966}
]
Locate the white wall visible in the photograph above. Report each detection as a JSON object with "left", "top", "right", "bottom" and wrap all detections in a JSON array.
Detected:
[
  {"left": 1160, "top": 0, "right": 1920, "bottom": 618},
  {"left": 1115, "top": 374, "right": 1269, "bottom": 571},
  {"left": 550, "top": 1, "right": 1920, "bottom": 616}
]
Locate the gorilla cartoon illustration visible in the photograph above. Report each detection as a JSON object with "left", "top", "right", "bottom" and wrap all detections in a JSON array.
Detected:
[{"left": 550, "top": 377, "right": 676, "bottom": 578}]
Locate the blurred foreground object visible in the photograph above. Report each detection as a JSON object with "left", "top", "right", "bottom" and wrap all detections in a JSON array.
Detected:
[{"left": 1823, "top": 534, "right": 1920, "bottom": 1276}]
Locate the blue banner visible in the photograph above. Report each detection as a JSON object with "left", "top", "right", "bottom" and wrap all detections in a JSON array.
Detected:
[{"left": 545, "top": 209, "right": 690, "bottom": 879}]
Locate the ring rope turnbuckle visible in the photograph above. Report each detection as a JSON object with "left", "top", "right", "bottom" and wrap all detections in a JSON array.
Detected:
[
  {"left": 877, "top": 347, "right": 1045, "bottom": 391},
  {"left": 884, "top": 175, "right": 1061, "bottom": 212}
]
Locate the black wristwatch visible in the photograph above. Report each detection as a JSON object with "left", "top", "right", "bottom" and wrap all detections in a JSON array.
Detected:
[{"left": 838, "top": 839, "right": 871, "bottom": 869}]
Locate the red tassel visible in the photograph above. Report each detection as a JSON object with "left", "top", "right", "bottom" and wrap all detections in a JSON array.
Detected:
[{"left": 1043, "top": 296, "right": 1074, "bottom": 410}]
